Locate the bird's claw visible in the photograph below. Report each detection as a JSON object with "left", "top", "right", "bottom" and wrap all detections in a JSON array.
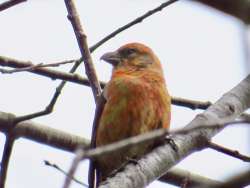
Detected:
[{"left": 165, "top": 135, "right": 178, "bottom": 152}]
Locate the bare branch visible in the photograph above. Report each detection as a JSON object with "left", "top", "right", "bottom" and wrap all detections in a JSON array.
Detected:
[
  {"left": 0, "top": 56, "right": 216, "bottom": 111},
  {"left": 192, "top": 0, "right": 250, "bottom": 24},
  {"left": 64, "top": 0, "right": 101, "bottom": 102},
  {"left": 0, "top": 0, "right": 26, "bottom": 12},
  {"left": 0, "top": 56, "right": 95, "bottom": 86},
  {"left": 0, "top": 135, "right": 15, "bottom": 188},
  {"left": 46, "top": 157, "right": 223, "bottom": 188},
  {"left": 208, "top": 142, "right": 250, "bottom": 162},
  {"left": 0, "top": 60, "right": 75, "bottom": 74},
  {"left": 63, "top": 120, "right": 249, "bottom": 188},
  {"left": 0, "top": 110, "right": 228, "bottom": 187},
  {"left": 159, "top": 168, "right": 222, "bottom": 187},
  {"left": 89, "top": 0, "right": 179, "bottom": 52},
  {"left": 12, "top": 60, "right": 83, "bottom": 123},
  {"left": 98, "top": 74, "right": 250, "bottom": 188},
  {"left": 172, "top": 97, "right": 211, "bottom": 110},
  {"left": 63, "top": 149, "right": 83, "bottom": 188},
  {"left": 216, "top": 170, "right": 250, "bottom": 188},
  {"left": 0, "top": 111, "right": 89, "bottom": 152},
  {"left": 44, "top": 160, "right": 88, "bottom": 187}
]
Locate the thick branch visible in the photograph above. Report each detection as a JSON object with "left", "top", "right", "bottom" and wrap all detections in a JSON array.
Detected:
[
  {"left": 217, "top": 170, "right": 250, "bottom": 188},
  {"left": 0, "top": 111, "right": 89, "bottom": 152},
  {"left": 98, "top": 74, "right": 250, "bottom": 188},
  {"left": 0, "top": 111, "right": 225, "bottom": 187},
  {"left": 193, "top": 0, "right": 250, "bottom": 24}
]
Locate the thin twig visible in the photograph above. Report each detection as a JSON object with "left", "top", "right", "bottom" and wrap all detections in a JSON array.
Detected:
[
  {"left": 44, "top": 160, "right": 88, "bottom": 187},
  {"left": 89, "top": 0, "right": 179, "bottom": 52},
  {"left": 0, "top": 0, "right": 180, "bottom": 123},
  {"left": 63, "top": 149, "right": 84, "bottom": 188},
  {"left": 0, "top": 135, "right": 15, "bottom": 188},
  {"left": 0, "top": 60, "right": 75, "bottom": 74},
  {"left": 0, "top": 0, "right": 26, "bottom": 12},
  {"left": 0, "top": 56, "right": 92, "bottom": 86},
  {"left": 159, "top": 168, "right": 222, "bottom": 187},
  {"left": 13, "top": 59, "right": 82, "bottom": 123},
  {"left": 64, "top": 0, "right": 101, "bottom": 102},
  {"left": 208, "top": 142, "right": 250, "bottom": 162}
]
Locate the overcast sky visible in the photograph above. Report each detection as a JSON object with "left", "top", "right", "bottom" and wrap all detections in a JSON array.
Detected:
[{"left": 0, "top": 1, "right": 249, "bottom": 188}]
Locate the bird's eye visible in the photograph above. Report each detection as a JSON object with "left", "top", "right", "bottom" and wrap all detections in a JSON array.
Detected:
[{"left": 121, "top": 48, "right": 137, "bottom": 57}]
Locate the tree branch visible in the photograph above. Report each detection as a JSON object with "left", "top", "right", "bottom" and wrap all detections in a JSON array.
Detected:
[
  {"left": 62, "top": 120, "right": 248, "bottom": 188},
  {"left": 98, "top": 74, "right": 250, "bottom": 188},
  {"left": 171, "top": 97, "right": 211, "bottom": 110},
  {"left": 208, "top": 142, "right": 250, "bottom": 162},
  {"left": 0, "top": 56, "right": 96, "bottom": 87},
  {"left": 0, "top": 111, "right": 89, "bottom": 152},
  {"left": 159, "top": 168, "right": 222, "bottom": 187},
  {"left": 0, "top": 60, "right": 75, "bottom": 74},
  {"left": 0, "top": 135, "right": 15, "bottom": 188},
  {"left": 44, "top": 160, "right": 88, "bottom": 187},
  {"left": 0, "top": 110, "right": 228, "bottom": 188},
  {"left": 192, "top": 0, "right": 250, "bottom": 24},
  {"left": 216, "top": 170, "right": 250, "bottom": 188},
  {"left": 89, "top": 0, "right": 179, "bottom": 52},
  {"left": 64, "top": 0, "right": 101, "bottom": 102},
  {"left": 0, "top": 0, "right": 26, "bottom": 12},
  {"left": 45, "top": 157, "right": 222, "bottom": 188}
]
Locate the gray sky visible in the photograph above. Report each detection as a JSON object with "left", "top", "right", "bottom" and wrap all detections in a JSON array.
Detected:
[{"left": 0, "top": 1, "right": 249, "bottom": 188}]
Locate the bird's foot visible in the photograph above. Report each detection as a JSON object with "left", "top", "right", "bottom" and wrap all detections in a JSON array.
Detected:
[{"left": 164, "top": 135, "right": 178, "bottom": 152}]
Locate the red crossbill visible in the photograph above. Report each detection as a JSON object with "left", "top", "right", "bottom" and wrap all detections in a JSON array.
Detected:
[{"left": 94, "top": 42, "right": 171, "bottom": 185}]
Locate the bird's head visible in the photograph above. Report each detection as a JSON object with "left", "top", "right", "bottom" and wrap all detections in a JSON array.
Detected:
[{"left": 100, "top": 43, "right": 162, "bottom": 71}]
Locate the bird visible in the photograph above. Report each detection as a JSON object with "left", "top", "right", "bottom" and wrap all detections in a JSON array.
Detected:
[{"left": 90, "top": 42, "right": 171, "bottom": 187}]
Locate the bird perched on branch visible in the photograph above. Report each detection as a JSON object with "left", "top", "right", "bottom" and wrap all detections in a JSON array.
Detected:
[{"left": 89, "top": 42, "right": 171, "bottom": 187}]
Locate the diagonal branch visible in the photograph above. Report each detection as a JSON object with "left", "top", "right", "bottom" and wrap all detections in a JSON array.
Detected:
[
  {"left": 208, "top": 142, "right": 250, "bottom": 162},
  {"left": 62, "top": 120, "right": 249, "bottom": 188},
  {"left": 0, "top": 110, "right": 225, "bottom": 188},
  {"left": 46, "top": 158, "right": 222, "bottom": 188},
  {"left": 64, "top": 0, "right": 101, "bottom": 102},
  {"left": 44, "top": 160, "right": 88, "bottom": 187},
  {"left": 89, "top": 0, "right": 179, "bottom": 52},
  {"left": 13, "top": 59, "right": 84, "bottom": 123},
  {"left": 98, "top": 74, "right": 250, "bottom": 188},
  {"left": 0, "top": 0, "right": 26, "bottom": 12}
]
